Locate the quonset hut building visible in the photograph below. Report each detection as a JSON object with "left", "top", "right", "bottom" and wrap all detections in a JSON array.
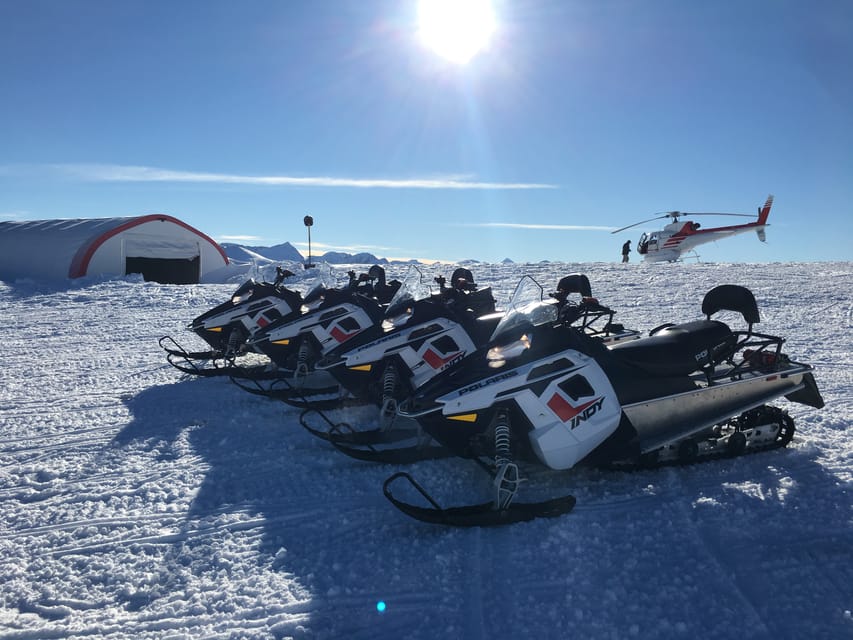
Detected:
[{"left": 0, "top": 215, "right": 229, "bottom": 284}]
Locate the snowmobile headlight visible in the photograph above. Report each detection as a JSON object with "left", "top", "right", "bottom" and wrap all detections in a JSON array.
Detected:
[
  {"left": 300, "top": 297, "right": 325, "bottom": 314},
  {"left": 382, "top": 308, "right": 413, "bottom": 332},
  {"left": 486, "top": 334, "right": 532, "bottom": 368}
]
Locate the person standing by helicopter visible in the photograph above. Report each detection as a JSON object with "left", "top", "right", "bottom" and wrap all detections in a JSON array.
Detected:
[{"left": 621, "top": 240, "right": 631, "bottom": 263}]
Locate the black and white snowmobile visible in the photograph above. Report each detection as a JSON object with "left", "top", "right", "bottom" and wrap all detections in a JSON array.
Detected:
[
  {"left": 384, "top": 276, "right": 825, "bottom": 527},
  {"left": 160, "top": 266, "right": 302, "bottom": 377},
  {"left": 242, "top": 264, "right": 401, "bottom": 405},
  {"left": 311, "top": 270, "right": 639, "bottom": 459},
  {"left": 304, "top": 266, "right": 499, "bottom": 453}
]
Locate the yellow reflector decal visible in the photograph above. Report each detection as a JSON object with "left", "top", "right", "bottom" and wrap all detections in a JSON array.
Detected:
[
  {"left": 209, "top": 327, "right": 223, "bottom": 333},
  {"left": 349, "top": 364, "right": 372, "bottom": 372},
  {"left": 448, "top": 413, "right": 478, "bottom": 423},
  {"left": 272, "top": 338, "right": 291, "bottom": 345}
]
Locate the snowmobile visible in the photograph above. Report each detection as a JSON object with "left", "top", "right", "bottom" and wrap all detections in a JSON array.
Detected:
[
  {"left": 159, "top": 266, "right": 303, "bottom": 377},
  {"left": 240, "top": 264, "right": 402, "bottom": 405},
  {"left": 310, "top": 270, "right": 640, "bottom": 459},
  {"left": 383, "top": 276, "right": 825, "bottom": 526},
  {"left": 302, "top": 266, "right": 498, "bottom": 453}
]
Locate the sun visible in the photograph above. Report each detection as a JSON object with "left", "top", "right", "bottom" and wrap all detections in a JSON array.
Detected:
[{"left": 417, "top": 0, "right": 497, "bottom": 65}]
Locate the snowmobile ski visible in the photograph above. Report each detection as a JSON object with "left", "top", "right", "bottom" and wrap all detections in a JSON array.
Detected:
[
  {"left": 383, "top": 472, "right": 576, "bottom": 526},
  {"left": 158, "top": 336, "right": 221, "bottom": 361},
  {"left": 330, "top": 437, "right": 452, "bottom": 464},
  {"left": 298, "top": 408, "right": 418, "bottom": 445}
]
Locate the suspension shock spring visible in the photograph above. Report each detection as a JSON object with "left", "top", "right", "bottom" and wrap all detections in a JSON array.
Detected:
[
  {"left": 382, "top": 363, "right": 398, "bottom": 401},
  {"left": 294, "top": 339, "right": 312, "bottom": 383},
  {"left": 493, "top": 409, "right": 511, "bottom": 467},
  {"left": 297, "top": 339, "right": 311, "bottom": 366},
  {"left": 380, "top": 363, "right": 399, "bottom": 425},
  {"left": 226, "top": 328, "right": 241, "bottom": 359},
  {"left": 492, "top": 408, "right": 521, "bottom": 510}
]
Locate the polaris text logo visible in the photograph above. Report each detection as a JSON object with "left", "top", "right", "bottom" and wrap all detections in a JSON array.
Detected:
[
  {"left": 355, "top": 333, "right": 398, "bottom": 350},
  {"left": 457, "top": 370, "right": 518, "bottom": 396}
]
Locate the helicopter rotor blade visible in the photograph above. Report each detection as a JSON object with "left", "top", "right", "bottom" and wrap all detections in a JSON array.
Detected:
[
  {"left": 611, "top": 210, "right": 757, "bottom": 234},
  {"left": 610, "top": 213, "right": 674, "bottom": 234},
  {"left": 679, "top": 212, "right": 757, "bottom": 218}
]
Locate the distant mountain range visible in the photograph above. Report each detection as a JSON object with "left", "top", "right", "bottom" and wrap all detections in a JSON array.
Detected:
[
  {"left": 220, "top": 241, "right": 392, "bottom": 265},
  {"left": 220, "top": 242, "right": 519, "bottom": 266}
]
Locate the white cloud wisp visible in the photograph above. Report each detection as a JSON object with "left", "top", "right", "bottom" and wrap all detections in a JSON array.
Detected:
[{"left": 42, "top": 164, "right": 557, "bottom": 191}]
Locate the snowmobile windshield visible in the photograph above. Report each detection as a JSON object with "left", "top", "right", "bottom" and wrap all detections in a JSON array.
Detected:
[
  {"left": 383, "top": 266, "right": 433, "bottom": 331},
  {"left": 231, "top": 279, "right": 257, "bottom": 305},
  {"left": 301, "top": 264, "right": 337, "bottom": 311},
  {"left": 385, "top": 266, "right": 433, "bottom": 317},
  {"left": 490, "top": 275, "right": 558, "bottom": 342}
]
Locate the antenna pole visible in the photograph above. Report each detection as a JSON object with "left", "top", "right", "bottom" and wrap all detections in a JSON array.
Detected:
[{"left": 303, "top": 215, "right": 315, "bottom": 269}]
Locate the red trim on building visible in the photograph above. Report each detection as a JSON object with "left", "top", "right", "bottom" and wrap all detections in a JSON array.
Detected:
[{"left": 68, "top": 215, "right": 228, "bottom": 278}]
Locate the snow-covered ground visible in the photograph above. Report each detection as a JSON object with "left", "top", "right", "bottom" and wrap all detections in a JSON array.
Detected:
[{"left": 1, "top": 261, "right": 850, "bottom": 640}]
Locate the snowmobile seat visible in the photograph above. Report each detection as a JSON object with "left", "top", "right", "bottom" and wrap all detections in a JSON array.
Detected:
[{"left": 608, "top": 319, "right": 736, "bottom": 377}]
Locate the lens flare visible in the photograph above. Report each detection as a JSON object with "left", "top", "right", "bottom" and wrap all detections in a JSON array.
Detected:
[{"left": 418, "top": 0, "right": 496, "bottom": 64}]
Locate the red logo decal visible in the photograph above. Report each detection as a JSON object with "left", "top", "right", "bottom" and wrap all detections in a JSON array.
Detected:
[
  {"left": 330, "top": 325, "right": 359, "bottom": 343},
  {"left": 423, "top": 349, "right": 462, "bottom": 370},
  {"left": 546, "top": 394, "right": 606, "bottom": 429}
]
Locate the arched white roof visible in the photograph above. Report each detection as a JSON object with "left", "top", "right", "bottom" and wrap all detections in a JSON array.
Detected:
[{"left": 0, "top": 215, "right": 229, "bottom": 283}]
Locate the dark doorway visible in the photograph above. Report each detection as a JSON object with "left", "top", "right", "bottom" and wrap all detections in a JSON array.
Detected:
[{"left": 125, "top": 256, "right": 200, "bottom": 284}]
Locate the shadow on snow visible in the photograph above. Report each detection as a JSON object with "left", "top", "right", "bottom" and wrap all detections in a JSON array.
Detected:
[{"left": 115, "top": 378, "right": 853, "bottom": 639}]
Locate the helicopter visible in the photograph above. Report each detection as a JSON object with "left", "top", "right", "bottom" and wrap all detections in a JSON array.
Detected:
[{"left": 612, "top": 195, "right": 774, "bottom": 262}]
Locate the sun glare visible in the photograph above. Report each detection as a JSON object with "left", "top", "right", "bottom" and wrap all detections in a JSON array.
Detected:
[{"left": 418, "top": 0, "right": 497, "bottom": 64}]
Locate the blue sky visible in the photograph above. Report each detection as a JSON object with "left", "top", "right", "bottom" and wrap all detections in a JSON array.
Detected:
[{"left": 1, "top": 0, "right": 851, "bottom": 263}]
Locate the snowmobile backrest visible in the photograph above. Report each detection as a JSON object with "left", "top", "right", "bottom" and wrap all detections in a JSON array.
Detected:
[
  {"left": 701, "top": 285, "right": 760, "bottom": 328},
  {"left": 368, "top": 264, "right": 387, "bottom": 287},
  {"left": 450, "top": 267, "right": 476, "bottom": 291},
  {"left": 554, "top": 274, "right": 593, "bottom": 299}
]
